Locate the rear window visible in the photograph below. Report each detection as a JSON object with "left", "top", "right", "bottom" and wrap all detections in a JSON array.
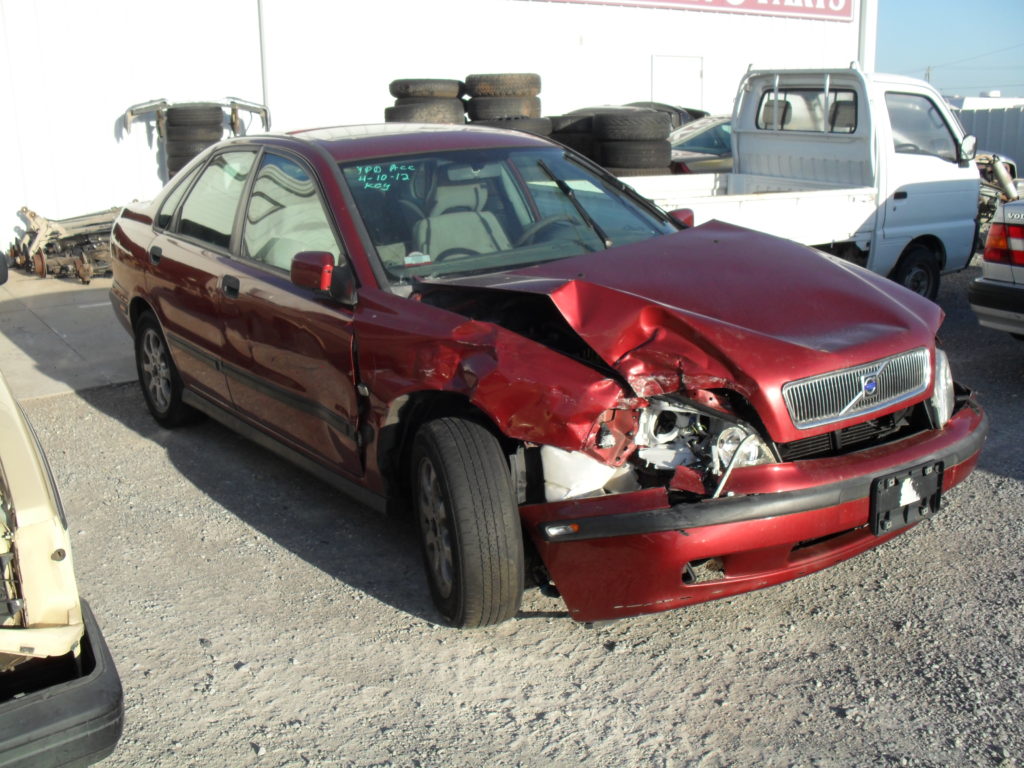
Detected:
[{"left": 756, "top": 88, "right": 857, "bottom": 133}]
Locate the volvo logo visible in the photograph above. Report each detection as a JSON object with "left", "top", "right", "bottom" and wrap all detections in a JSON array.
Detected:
[{"left": 862, "top": 375, "right": 879, "bottom": 397}]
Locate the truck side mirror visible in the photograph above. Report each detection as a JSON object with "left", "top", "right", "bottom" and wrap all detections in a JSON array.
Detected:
[{"left": 959, "top": 134, "right": 977, "bottom": 166}]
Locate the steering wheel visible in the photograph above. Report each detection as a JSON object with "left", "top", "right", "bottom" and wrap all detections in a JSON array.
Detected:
[
  {"left": 514, "top": 216, "right": 575, "bottom": 247},
  {"left": 436, "top": 247, "right": 481, "bottom": 262}
]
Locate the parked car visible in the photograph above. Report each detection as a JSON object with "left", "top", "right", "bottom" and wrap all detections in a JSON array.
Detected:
[
  {"left": 109, "top": 124, "right": 987, "bottom": 628},
  {"left": 669, "top": 115, "right": 733, "bottom": 173},
  {"left": 0, "top": 259, "right": 123, "bottom": 766},
  {"left": 969, "top": 197, "right": 1024, "bottom": 339}
]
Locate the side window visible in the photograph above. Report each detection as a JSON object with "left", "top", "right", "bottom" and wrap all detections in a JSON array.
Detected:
[
  {"left": 885, "top": 92, "right": 957, "bottom": 162},
  {"left": 155, "top": 165, "right": 200, "bottom": 230},
  {"left": 178, "top": 151, "right": 257, "bottom": 249},
  {"left": 756, "top": 89, "right": 857, "bottom": 133},
  {"left": 242, "top": 153, "right": 344, "bottom": 271}
]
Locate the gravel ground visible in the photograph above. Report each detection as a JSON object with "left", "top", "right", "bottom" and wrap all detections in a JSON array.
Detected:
[{"left": 22, "top": 265, "right": 1024, "bottom": 768}]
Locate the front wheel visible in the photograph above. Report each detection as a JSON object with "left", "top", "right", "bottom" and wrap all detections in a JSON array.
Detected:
[
  {"left": 134, "top": 313, "right": 198, "bottom": 427},
  {"left": 411, "top": 418, "right": 524, "bottom": 628}
]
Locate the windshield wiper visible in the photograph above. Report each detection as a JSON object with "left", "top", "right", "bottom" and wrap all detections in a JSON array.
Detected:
[{"left": 536, "top": 159, "right": 612, "bottom": 248}]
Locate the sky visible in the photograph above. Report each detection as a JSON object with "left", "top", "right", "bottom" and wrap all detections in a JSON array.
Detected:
[{"left": 876, "top": 0, "right": 1024, "bottom": 98}]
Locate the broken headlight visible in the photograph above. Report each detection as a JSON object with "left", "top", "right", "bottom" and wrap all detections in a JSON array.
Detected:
[
  {"left": 927, "top": 348, "right": 955, "bottom": 428},
  {"left": 635, "top": 398, "right": 776, "bottom": 479}
]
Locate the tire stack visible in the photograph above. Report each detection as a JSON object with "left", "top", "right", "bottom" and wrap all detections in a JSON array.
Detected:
[
  {"left": 164, "top": 103, "right": 225, "bottom": 177},
  {"left": 465, "top": 73, "right": 552, "bottom": 136},
  {"left": 384, "top": 79, "right": 466, "bottom": 124},
  {"left": 551, "top": 108, "right": 673, "bottom": 176}
]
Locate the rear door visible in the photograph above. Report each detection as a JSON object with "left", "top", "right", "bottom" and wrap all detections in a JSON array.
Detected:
[
  {"left": 219, "top": 151, "right": 363, "bottom": 477},
  {"left": 148, "top": 150, "right": 258, "bottom": 407}
]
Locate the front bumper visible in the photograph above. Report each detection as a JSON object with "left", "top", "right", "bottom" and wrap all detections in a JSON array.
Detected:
[
  {"left": 521, "top": 396, "right": 987, "bottom": 622},
  {"left": 969, "top": 277, "right": 1024, "bottom": 336},
  {"left": 0, "top": 600, "right": 123, "bottom": 767}
]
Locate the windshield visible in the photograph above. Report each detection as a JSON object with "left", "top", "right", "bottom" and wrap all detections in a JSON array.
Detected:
[{"left": 340, "top": 146, "right": 676, "bottom": 288}]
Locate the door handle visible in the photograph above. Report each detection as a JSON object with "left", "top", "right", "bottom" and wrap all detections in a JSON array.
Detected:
[
  {"left": 894, "top": 191, "right": 908, "bottom": 200},
  {"left": 222, "top": 274, "right": 240, "bottom": 299},
  {"left": 149, "top": 246, "right": 162, "bottom": 264}
]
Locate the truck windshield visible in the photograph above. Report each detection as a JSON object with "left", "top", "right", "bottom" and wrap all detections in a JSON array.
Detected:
[{"left": 340, "top": 147, "right": 676, "bottom": 287}]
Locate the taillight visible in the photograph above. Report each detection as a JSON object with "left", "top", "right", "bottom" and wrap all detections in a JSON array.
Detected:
[{"left": 983, "top": 222, "right": 1024, "bottom": 266}]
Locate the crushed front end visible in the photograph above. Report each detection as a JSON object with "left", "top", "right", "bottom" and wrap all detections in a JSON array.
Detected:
[{"left": 518, "top": 349, "right": 987, "bottom": 623}]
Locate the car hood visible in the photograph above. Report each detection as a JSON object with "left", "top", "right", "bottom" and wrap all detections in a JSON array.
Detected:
[{"left": 427, "top": 221, "right": 942, "bottom": 441}]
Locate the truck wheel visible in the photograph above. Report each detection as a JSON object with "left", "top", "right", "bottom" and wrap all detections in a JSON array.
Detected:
[
  {"left": 134, "top": 313, "right": 199, "bottom": 427},
  {"left": 892, "top": 245, "right": 940, "bottom": 300},
  {"left": 411, "top": 418, "right": 524, "bottom": 628}
]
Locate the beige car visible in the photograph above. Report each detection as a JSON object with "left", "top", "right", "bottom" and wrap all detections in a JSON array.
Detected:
[{"left": 0, "top": 257, "right": 122, "bottom": 765}]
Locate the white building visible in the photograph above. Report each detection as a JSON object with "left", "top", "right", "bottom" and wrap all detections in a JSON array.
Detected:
[{"left": 0, "top": 0, "right": 876, "bottom": 236}]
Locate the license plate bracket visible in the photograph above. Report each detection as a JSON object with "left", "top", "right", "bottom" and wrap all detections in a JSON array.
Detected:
[{"left": 869, "top": 461, "right": 943, "bottom": 536}]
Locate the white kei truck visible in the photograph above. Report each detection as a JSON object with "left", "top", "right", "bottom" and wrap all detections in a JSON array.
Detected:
[{"left": 626, "top": 65, "right": 981, "bottom": 299}]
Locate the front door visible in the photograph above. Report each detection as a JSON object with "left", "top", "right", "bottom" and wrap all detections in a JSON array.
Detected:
[
  {"left": 881, "top": 91, "right": 980, "bottom": 272},
  {"left": 220, "top": 151, "right": 363, "bottom": 477}
]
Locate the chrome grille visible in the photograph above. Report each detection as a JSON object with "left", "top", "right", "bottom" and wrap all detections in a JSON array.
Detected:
[{"left": 782, "top": 348, "right": 930, "bottom": 430}]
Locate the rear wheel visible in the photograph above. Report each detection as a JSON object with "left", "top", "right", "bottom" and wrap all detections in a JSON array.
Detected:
[
  {"left": 411, "top": 418, "right": 524, "bottom": 628},
  {"left": 134, "top": 313, "right": 198, "bottom": 427},
  {"left": 892, "top": 244, "right": 940, "bottom": 300}
]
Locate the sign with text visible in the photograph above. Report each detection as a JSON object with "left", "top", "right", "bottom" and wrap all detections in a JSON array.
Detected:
[{"left": 531, "top": 0, "right": 854, "bottom": 22}]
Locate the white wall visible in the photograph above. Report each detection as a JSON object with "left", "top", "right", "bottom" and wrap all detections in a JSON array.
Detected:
[{"left": 0, "top": 0, "right": 871, "bottom": 237}]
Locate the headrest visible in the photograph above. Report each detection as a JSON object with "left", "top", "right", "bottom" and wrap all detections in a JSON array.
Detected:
[
  {"left": 429, "top": 184, "right": 488, "bottom": 216},
  {"left": 829, "top": 100, "right": 856, "bottom": 132}
]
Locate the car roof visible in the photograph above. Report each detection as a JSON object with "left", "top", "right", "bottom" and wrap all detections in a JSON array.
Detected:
[{"left": 284, "top": 123, "right": 553, "bottom": 162}]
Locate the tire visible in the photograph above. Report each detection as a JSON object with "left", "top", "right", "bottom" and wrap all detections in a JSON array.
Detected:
[
  {"left": 466, "top": 96, "right": 541, "bottom": 121},
  {"left": 891, "top": 244, "right": 941, "bottom": 300},
  {"left": 166, "top": 124, "right": 224, "bottom": 143},
  {"left": 599, "top": 139, "right": 671, "bottom": 168},
  {"left": 625, "top": 101, "right": 688, "bottom": 129},
  {"left": 464, "top": 73, "right": 541, "bottom": 98},
  {"left": 551, "top": 132, "right": 596, "bottom": 158},
  {"left": 550, "top": 114, "right": 594, "bottom": 134},
  {"left": 134, "top": 313, "right": 199, "bottom": 427},
  {"left": 165, "top": 138, "right": 216, "bottom": 161},
  {"left": 385, "top": 100, "right": 465, "bottom": 124},
  {"left": 389, "top": 78, "right": 464, "bottom": 99},
  {"left": 165, "top": 104, "right": 224, "bottom": 127},
  {"left": 594, "top": 111, "right": 672, "bottom": 141},
  {"left": 605, "top": 166, "right": 674, "bottom": 177},
  {"left": 410, "top": 418, "right": 524, "bottom": 628},
  {"left": 472, "top": 116, "right": 552, "bottom": 135}
]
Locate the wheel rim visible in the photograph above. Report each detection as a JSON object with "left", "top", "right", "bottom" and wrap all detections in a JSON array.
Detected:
[
  {"left": 416, "top": 457, "right": 454, "bottom": 599},
  {"left": 140, "top": 328, "right": 173, "bottom": 414},
  {"left": 903, "top": 265, "right": 933, "bottom": 296}
]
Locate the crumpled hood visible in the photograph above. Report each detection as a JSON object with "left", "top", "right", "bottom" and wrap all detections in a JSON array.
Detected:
[{"left": 432, "top": 221, "right": 943, "bottom": 442}]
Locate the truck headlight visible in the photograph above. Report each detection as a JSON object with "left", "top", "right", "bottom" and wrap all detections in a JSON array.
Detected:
[{"left": 929, "top": 348, "right": 955, "bottom": 427}]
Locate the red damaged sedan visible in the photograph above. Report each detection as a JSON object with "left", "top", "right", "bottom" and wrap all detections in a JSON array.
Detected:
[{"left": 109, "top": 125, "right": 987, "bottom": 627}]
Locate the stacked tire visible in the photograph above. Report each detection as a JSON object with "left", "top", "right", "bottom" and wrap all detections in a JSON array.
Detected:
[
  {"left": 164, "top": 103, "right": 225, "bottom": 177},
  {"left": 551, "top": 107, "right": 673, "bottom": 176},
  {"left": 465, "top": 73, "right": 551, "bottom": 136},
  {"left": 385, "top": 79, "right": 466, "bottom": 124}
]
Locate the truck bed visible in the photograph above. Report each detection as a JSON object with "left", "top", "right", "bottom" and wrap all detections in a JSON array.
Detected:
[{"left": 625, "top": 172, "right": 878, "bottom": 248}]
